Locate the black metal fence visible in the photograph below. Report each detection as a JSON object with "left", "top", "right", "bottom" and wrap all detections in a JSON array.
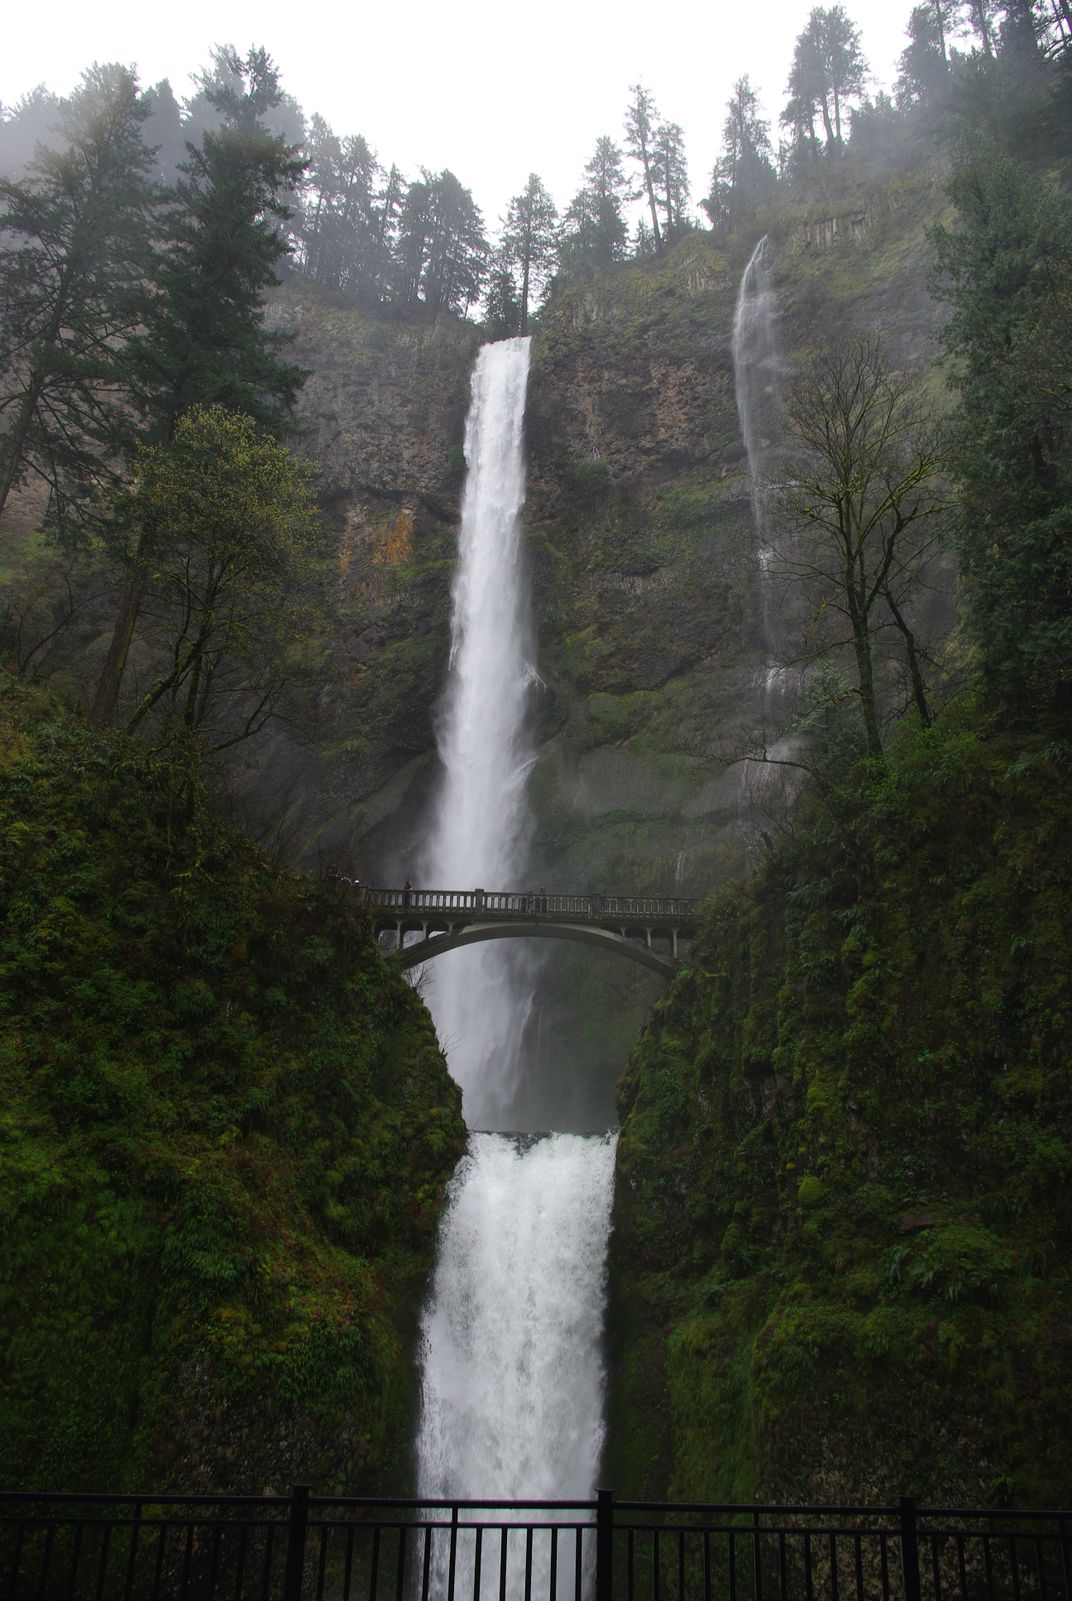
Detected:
[{"left": 1, "top": 1489, "right": 1069, "bottom": 1601}]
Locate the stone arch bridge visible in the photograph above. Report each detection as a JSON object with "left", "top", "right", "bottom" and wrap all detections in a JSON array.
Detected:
[{"left": 358, "top": 886, "right": 701, "bottom": 978}]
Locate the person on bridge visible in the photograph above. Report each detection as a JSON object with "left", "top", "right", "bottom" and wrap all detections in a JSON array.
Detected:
[{"left": 403, "top": 879, "right": 413, "bottom": 909}]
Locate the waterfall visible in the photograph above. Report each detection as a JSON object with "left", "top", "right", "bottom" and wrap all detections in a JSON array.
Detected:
[
  {"left": 415, "top": 339, "right": 616, "bottom": 1581},
  {"left": 732, "top": 237, "right": 800, "bottom": 796},
  {"left": 419, "top": 1133, "right": 616, "bottom": 1500},
  {"left": 419, "top": 337, "right": 537, "bottom": 1133},
  {"left": 732, "top": 235, "right": 783, "bottom": 542}
]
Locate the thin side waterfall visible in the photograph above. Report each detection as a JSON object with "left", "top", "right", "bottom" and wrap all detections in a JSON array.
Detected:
[
  {"left": 415, "top": 339, "right": 616, "bottom": 1591},
  {"left": 732, "top": 234, "right": 784, "bottom": 704},
  {"left": 732, "top": 237, "right": 800, "bottom": 801}
]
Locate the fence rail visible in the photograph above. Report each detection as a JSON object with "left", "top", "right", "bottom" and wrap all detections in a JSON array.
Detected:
[{"left": 2, "top": 1490, "right": 1069, "bottom": 1601}]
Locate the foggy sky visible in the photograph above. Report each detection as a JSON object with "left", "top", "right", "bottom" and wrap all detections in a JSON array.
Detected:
[{"left": 6, "top": 0, "right": 914, "bottom": 225}]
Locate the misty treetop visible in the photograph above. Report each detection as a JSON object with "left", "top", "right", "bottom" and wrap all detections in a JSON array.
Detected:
[
  {"left": 2, "top": 0, "right": 1069, "bottom": 332},
  {"left": 0, "top": 0, "right": 1069, "bottom": 754}
]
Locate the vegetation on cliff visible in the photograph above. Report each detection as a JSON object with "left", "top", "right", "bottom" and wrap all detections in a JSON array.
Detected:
[
  {"left": 607, "top": 714, "right": 1072, "bottom": 1506},
  {"left": 606, "top": 48, "right": 1072, "bottom": 1506},
  {"left": 0, "top": 674, "right": 465, "bottom": 1493}
]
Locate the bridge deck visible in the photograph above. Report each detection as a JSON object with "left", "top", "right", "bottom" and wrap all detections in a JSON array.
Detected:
[
  {"left": 357, "top": 886, "right": 699, "bottom": 930},
  {"left": 354, "top": 885, "right": 700, "bottom": 974}
]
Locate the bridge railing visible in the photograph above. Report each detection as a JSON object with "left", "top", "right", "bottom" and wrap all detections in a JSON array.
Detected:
[
  {"left": 358, "top": 887, "right": 700, "bottom": 924},
  {"left": 3, "top": 1489, "right": 1069, "bottom": 1601}
]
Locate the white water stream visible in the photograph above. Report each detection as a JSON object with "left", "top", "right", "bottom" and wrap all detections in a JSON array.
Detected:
[
  {"left": 415, "top": 339, "right": 616, "bottom": 1583},
  {"left": 732, "top": 234, "right": 784, "bottom": 691},
  {"left": 732, "top": 237, "right": 801, "bottom": 804}
]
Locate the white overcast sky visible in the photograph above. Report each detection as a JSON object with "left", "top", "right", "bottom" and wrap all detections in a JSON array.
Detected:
[{"left": 3, "top": 0, "right": 911, "bottom": 227}]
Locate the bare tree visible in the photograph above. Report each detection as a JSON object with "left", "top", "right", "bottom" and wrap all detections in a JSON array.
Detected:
[{"left": 771, "top": 338, "right": 948, "bottom": 758}]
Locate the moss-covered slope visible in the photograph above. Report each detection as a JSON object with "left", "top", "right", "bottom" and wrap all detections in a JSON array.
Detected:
[
  {"left": 0, "top": 674, "right": 465, "bottom": 1493},
  {"left": 606, "top": 717, "right": 1072, "bottom": 1507}
]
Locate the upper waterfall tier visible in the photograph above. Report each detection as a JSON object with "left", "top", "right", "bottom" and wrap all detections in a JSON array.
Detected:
[{"left": 421, "top": 336, "right": 537, "bottom": 1132}]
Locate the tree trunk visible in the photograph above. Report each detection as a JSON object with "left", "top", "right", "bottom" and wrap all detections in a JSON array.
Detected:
[
  {"left": 933, "top": 0, "right": 949, "bottom": 60},
  {"left": 519, "top": 251, "right": 531, "bottom": 336},
  {"left": 884, "top": 588, "right": 931, "bottom": 727},
  {"left": 642, "top": 157, "right": 663, "bottom": 253},
  {"left": 93, "top": 559, "right": 148, "bottom": 724},
  {"left": 846, "top": 557, "right": 883, "bottom": 757},
  {"left": 0, "top": 380, "right": 44, "bottom": 521}
]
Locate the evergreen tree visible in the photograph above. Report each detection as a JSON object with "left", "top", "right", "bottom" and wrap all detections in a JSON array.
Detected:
[
  {"left": 483, "top": 248, "right": 522, "bottom": 339},
  {"left": 313, "top": 132, "right": 383, "bottom": 299},
  {"left": 393, "top": 176, "right": 433, "bottom": 305},
  {"left": 0, "top": 86, "right": 61, "bottom": 180},
  {"left": 421, "top": 170, "right": 487, "bottom": 315},
  {"left": 559, "top": 137, "right": 628, "bottom": 278},
  {"left": 140, "top": 79, "right": 186, "bottom": 187},
  {"left": 898, "top": 4, "right": 952, "bottom": 102},
  {"left": 931, "top": 148, "right": 1072, "bottom": 718},
  {"left": 391, "top": 170, "right": 486, "bottom": 313},
  {"left": 966, "top": 0, "right": 997, "bottom": 54},
  {"left": 94, "top": 46, "right": 306, "bottom": 724},
  {"left": 298, "top": 113, "right": 344, "bottom": 284},
  {"left": 121, "top": 46, "right": 305, "bottom": 441},
  {"left": 783, "top": 6, "right": 868, "bottom": 157},
  {"left": 0, "top": 65, "right": 156, "bottom": 533},
  {"left": 624, "top": 83, "right": 664, "bottom": 253},
  {"left": 652, "top": 120, "right": 691, "bottom": 244},
  {"left": 705, "top": 77, "right": 777, "bottom": 232},
  {"left": 502, "top": 173, "right": 558, "bottom": 334}
]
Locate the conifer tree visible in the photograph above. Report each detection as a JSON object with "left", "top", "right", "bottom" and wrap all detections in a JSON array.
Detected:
[
  {"left": 483, "top": 248, "right": 522, "bottom": 339},
  {"left": 705, "top": 78, "right": 777, "bottom": 232},
  {"left": 0, "top": 65, "right": 155, "bottom": 533},
  {"left": 93, "top": 46, "right": 306, "bottom": 724},
  {"left": 121, "top": 47, "right": 305, "bottom": 442},
  {"left": 624, "top": 83, "right": 664, "bottom": 252},
  {"left": 559, "top": 137, "right": 628, "bottom": 278},
  {"left": 783, "top": 6, "right": 867, "bottom": 157},
  {"left": 502, "top": 173, "right": 558, "bottom": 333},
  {"left": 652, "top": 121, "right": 690, "bottom": 244},
  {"left": 898, "top": 5, "right": 951, "bottom": 103}
]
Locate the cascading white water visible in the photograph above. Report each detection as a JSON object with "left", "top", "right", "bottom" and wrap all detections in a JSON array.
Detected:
[
  {"left": 733, "top": 234, "right": 785, "bottom": 693},
  {"left": 419, "top": 336, "right": 537, "bottom": 1133},
  {"left": 732, "top": 237, "right": 801, "bottom": 803},
  {"left": 732, "top": 235, "right": 782, "bottom": 545},
  {"left": 419, "top": 1133, "right": 616, "bottom": 1501},
  {"left": 416, "top": 340, "right": 617, "bottom": 1587}
]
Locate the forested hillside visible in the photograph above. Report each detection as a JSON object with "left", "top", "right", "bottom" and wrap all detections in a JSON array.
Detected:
[
  {"left": 1, "top": 0, "right": 1071, "bottom": 1508},
  {"left": 607, "top": 717, "right": 1072, "bottom": 1505},
  {"left": 602, "top": 19, "right": 1072, "bottom": 1509},
  {"left": 0, "top": 674, "right": 465, "bottom": 1492}
]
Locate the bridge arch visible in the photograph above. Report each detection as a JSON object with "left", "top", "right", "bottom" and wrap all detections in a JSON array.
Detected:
[
  {"left": 357, "top": 885, "right": 699, "bottom": 981},
  {"left": 395, "top": 920, "right": 677, "bottom": 977}
]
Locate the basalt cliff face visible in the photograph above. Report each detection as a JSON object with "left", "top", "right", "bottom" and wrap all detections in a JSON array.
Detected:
[
  {"left": 246, "top": 167, "right": 946, "bottom": 1107},
  {"left": 262, "top": 158, "right": 947, "bottom": 896},
  {"left": 257, "top": 244, "right": 754, "bottom": 894}
]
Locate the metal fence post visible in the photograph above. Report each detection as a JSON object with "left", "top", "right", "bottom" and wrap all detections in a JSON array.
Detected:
[
  {"left": 283, "top": 1485, "right": 311, "bottom": 1601},
  {"left": 596, "top": 1488, "right": 614, "bottom": 1601},
  {"left": 900, "top": 1497, "right": 922, "bottom": 1601}
]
